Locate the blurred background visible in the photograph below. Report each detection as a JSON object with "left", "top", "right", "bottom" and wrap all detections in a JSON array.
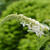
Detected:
[{"left": 0, "top": 0, "right": 19, "bottom": 16}]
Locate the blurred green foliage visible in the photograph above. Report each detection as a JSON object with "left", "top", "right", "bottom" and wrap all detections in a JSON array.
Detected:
[
  {"left": 45, "top": 41, "right": 50, "bottom": 50},
  {"left": 0, "top": 0, "right": 50, "bottom": 50},
  {"left": 2, "top": 0, "right": 50, "bottom": 23},
  {"left": 18, "top": 34, "right": 50, "bottom": 50},
  {"left": 0, "top": 0, "right": 20, "bottom": 16},
  {"left": 0, "top": 18, "right": 28, "bottom": 50}
]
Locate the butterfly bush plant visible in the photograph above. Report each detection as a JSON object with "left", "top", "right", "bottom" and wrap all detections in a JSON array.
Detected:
[
  {"left": 0, "top": 14, "right": 50, "bottom": 50},
  {"left": 0, "top": 0, "right": 50, "bottom": 50}
]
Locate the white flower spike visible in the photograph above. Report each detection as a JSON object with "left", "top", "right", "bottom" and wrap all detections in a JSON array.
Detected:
[{"left": 0, "top": 14, "right": 49, "bottom": 37}]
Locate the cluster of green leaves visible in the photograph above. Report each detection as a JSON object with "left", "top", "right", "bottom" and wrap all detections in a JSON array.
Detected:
[
  {"left": 0, "top": 0, "right": 50, "bottom": 50},
  {"left": 0, "top": 18, "right": 28, "bottom": 50},
  {"left": 18, "top": 34, "right": 50, "bottom": 50},
  {"left": 45, "top": 41, "right": 50, "bottom": 50}
]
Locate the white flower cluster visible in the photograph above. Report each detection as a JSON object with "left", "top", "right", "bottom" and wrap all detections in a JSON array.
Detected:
[
  {"left": 0, "top": 14, "right": 49, "bottom": 36},
  {"left": 19, "top": 14, "right": 49, "bottom": 36}
]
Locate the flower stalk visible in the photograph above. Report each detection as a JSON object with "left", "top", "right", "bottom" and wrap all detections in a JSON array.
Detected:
[{"left": 0, "top": 14, "right": 49, "bottom": 36}]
